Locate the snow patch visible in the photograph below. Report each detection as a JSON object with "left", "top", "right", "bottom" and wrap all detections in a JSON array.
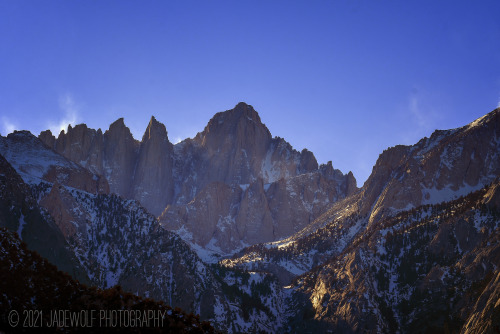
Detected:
[
  {"left": 188, "top": 239, "right": 226, "bottom": 264},
  {"left": 260, "top": 149, "right": 281, "bottom": 183},
  {"left": 16, "top": 214, "right": 26, "bottom": 240},
  {"left": 421, "top": 183, "right": 484, "bottom": 205}
]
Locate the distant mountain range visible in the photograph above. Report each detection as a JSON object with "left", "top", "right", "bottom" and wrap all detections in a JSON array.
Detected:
[{"left": 0, "top": 103, "right": 499, "bottom": 333}]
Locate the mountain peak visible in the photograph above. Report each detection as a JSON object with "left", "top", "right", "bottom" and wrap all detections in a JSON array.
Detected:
[
  {"left": 466, "top": 107, "right": 499, "bottom": 131},
  {"left": 142, "top": 116, "right": 168, "bottom": 142},
  {"left": 110, "top": 117, "right": 126, "bottom": 129},
  {"left": 196, "top": 103, "right": 271, "bottom": 145},
  {"left": 105, "top": 118, "right": 136, "bottom": 144},
  {"left": 211, "top": 102, "right": 263, "bottom": 127},
  {"left": 234, "top": 101, "right": 254, "bottom": 113},
  {"left": 39, "top": 129, "right": 56, "bottom": 148},
  {"left": 232, "top": 102, "right": 262, "bottom": 124},
  {"left": 7, "top": 130, "right": 34, "bottom": 139}
]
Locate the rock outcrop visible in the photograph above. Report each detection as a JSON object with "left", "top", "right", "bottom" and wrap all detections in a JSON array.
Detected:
[
  {"left": 160, "top": 159, "right": 356, "bottom": 254},
  {"left": 192, "top": 102, "right": 273, "bottom": 185},
  {"left": 0, "top": 131, "right": 109, "bottom": 194},
  {"left": 40, "top": 119, "right": 138, "bottom": 198}
]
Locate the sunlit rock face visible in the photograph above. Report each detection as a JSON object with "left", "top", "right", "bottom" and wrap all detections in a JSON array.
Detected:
[
  {"left": 160, "top": 163, "right": 356, "bottom": 254},
  {"left": 171, "top": 102, "right": 323, "bottom": 206},
  {"left": 40, "top": 117, "right": 176, "bottom": 216},
  {"left": 359, "top": 108, "right": 500, "bottom": 225},
  {"left": 461, "top": 270, "right": 500, "bottom": 334},
  {"left": 293, "top": 179, "right": 500, "bottom": 333},
  {"left": 159, "top": 103, "right": 356, "bottom": 254},
  {"left": 40, "top": 102, "right": 357, "bottom": 253}
]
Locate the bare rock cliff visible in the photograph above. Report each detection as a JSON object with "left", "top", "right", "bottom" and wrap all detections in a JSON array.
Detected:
[{"left": 132, "top": 116, "right": 175, "bottom": 215}]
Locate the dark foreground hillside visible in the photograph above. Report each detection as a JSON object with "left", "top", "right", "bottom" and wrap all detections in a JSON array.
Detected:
[{"left": 0, "top": 227, "right": 217, "bottom": 334}]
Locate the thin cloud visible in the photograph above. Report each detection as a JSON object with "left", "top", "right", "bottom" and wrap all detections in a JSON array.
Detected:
[
  {"left": 48, "top": 94, "right": 80, "bottom": 136},
  {"left": 1, "top": 116, "right": 18, "bottom": 136},
  {"left": 401, "top": 92, "right": 442, "bottom": 145},
  {"left": 409, "top": 96, "right": 428, "bottom": 129}
]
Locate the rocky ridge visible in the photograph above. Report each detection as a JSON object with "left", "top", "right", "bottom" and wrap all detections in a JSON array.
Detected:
[
  {"left": 359, "top": 109, "right": 499, "bottom": 224},
  {"left": 1, "top": 131, "right": 109, "bottom": 194},
  {"left": 39, "top": 102, "right": 357, "bottom": 256}
]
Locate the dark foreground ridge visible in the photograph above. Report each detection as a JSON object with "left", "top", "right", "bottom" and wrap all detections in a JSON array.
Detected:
[{"left": 0, "top": 227, "right": 218, "bottom": 333}]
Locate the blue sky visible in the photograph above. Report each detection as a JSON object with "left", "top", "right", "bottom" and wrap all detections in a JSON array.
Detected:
[{"left": 1, "top": 1, "right": 499, "bottom": 185}]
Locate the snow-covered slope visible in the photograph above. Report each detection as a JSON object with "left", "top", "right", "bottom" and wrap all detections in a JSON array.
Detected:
[
  {"left": 0, "top": 131, "right": 108, "bottom": 193},
  {"left": 38, "top": 183, "right": 294, "bottom": 332}
]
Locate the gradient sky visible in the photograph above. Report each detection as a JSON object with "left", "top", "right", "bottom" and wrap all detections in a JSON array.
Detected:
[{"left": 1, "top": 1, "right": 500, "bottom": 185}]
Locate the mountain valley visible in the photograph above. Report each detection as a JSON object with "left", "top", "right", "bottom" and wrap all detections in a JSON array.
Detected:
[{"left": 1, "top": 103, "right": 499, "bottom": 333}]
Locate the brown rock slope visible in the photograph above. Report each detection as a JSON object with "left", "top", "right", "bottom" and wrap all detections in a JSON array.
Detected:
[{"left": 0, "top": 152, "right": 89, "bottom": 282}]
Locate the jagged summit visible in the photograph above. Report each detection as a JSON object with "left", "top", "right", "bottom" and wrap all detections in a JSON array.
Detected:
[
  {"left": 195, "top": 102, "right": 272, "bottom": 146},
  {"left": 235, "top": 101, "right": 253, "bottom": 109},
  {"left": 142, "top": 115, "right": 169, "bottom": 142},
  {"left": 233, "top": 101, "right": 263, "bottom": 123},
  {"left": 109, "top": 117, "right": 126, "bottom": 128},
  {"left": 6, "top": 130, "right": 36, "bottom": 140},
  {"left": 106, "top": 117, "right": 135, "bottom": 141}
]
